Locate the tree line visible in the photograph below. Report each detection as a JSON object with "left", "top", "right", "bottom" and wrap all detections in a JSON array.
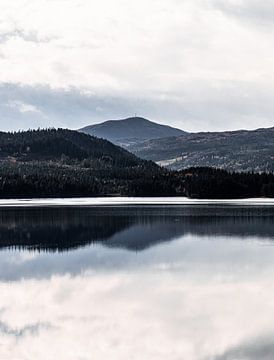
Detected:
[{"left": 1, "top": 129, "right": 274, "bottom": 198}]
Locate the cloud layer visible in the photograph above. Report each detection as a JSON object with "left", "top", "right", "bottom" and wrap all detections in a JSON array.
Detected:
[{"left": 0, "top": 0, "right": 274, "bottom": 131}]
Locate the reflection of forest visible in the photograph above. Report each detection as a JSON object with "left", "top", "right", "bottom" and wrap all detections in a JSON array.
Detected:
[{"left": 0, "top": 206, "right": 274, "bottom": 252}]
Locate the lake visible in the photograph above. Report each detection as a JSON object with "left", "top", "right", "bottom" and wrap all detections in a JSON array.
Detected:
[{"left": 0, "top": 202, "right": 274, "bottom": 359}]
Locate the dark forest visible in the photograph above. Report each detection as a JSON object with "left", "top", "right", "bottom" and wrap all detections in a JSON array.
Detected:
[{"left": 0, "top": 128, "right": 274, "bottom": 199}]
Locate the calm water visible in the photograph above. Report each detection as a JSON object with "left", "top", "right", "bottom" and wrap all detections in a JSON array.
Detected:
[{"left": 1, "top": 205, "right": 274, "bottom": 359}]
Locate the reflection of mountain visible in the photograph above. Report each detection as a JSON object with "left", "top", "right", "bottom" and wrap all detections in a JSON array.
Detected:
[
  {"left": 1, "top": 206, "right": 274, "bottom": 252},
  {"left": 0, "top": 208, "right": 134, "bottom": 252}
]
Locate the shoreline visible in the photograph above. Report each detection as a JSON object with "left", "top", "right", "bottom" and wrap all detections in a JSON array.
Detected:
[{"left": 0, "top": 197, "right": 274, "bottom": 207}]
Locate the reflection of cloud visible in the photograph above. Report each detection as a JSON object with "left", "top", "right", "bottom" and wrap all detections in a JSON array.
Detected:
[
  {"left": 1, "top": 210, "right": 274, "bottom": 358},
  {"left": 2, "top": 230, "right": 274, "bottom": 281},
  {"left": 213, "top": 335, "right": 274, "bottom": 360},
  {"left": 0, "top": 268, "right": 274, "bottom": 359}
]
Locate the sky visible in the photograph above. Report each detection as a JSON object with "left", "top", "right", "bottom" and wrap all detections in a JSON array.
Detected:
[{"left": 0, "top": 0, "right": 274, "bottom": 132}]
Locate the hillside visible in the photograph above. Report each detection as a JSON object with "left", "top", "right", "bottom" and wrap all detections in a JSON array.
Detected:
[
  {"left": 0, "top": 128, "right": 143, "bottom": 166},
  {"left": 2, "top": 129, "right": 274, "bottom": 199},
  {"left": 128, "top": 127, "right": 274, "bottom": 172},
  {"left": 0, "top": 128, "right": 176, "bottom": 197},
  {"left": 79, "top": 117, "right": 185, "bottom": 146}
]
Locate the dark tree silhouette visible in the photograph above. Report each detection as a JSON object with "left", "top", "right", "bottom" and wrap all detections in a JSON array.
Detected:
[{"left": 0, "top": 129, "right": 274, "bottom": 199}]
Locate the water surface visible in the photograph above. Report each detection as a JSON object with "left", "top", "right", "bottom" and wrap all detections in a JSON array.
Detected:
[{"left": 1, "top": 205, "right": 274, "bottom": 359}]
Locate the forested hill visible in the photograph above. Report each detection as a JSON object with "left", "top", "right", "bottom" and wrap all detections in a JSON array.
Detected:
[
  {"left": 0, "top": 128, "right": 172, "bottom": 198},
  {"left": 0, "top": 128, "right": 145, "bottom": 167}
]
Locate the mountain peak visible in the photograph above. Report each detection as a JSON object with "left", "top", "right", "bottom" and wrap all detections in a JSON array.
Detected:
[
  {"left": 117, "top": 116, "right": 152, "bottom": 123},
  {"left": 79, "top": 117, "right": 185, "bottom": 146}
]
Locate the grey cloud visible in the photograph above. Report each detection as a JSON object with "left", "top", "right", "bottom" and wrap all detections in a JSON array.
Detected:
[
  {"left": 212, "top": 335, "right": 274, "bottom": 360},
  {"left": 0, "top": 82, "right": 274, "bottom": 132},
  {"left": 0, "top": 320, "right": 53, "bottom": 338},
  {"left": 0, "top": 83, "right": 154, "bottom": 131},
  {"left": 210, "top": 0, "right": 274, "bottom": 25},
  {"left": 0, "top": 28, "right": 54, "bottom": 44}
]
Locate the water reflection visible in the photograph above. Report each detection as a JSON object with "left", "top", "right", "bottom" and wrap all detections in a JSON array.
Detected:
[
  {"left": 0, "top": 206, "right": 274, "bottom": 359},
  {"left": 1, "top": 206, "right": 274, "bottom": 252}
]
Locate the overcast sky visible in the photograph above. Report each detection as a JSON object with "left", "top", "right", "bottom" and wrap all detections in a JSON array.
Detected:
[{"left": 0, "top": 0, "right": 274, "bottom": 132}]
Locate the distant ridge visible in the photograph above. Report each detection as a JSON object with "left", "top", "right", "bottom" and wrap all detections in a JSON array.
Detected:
[
  {"left": 128, "top": 126, "right": 274, "bottom": 173},
  {"left": 79, "top": 117, "right": 185, "bottom": 146}
]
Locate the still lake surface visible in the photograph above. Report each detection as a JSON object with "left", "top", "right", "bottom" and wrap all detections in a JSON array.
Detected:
[{"left": 1, "top": 202, "right": 274, "bottom": 359}]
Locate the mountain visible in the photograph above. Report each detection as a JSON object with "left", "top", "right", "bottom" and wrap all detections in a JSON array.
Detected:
[
  {"left": 80, "top": 118, "right": 274, "bottom": 173},
  {"left": 128, "top": 127, "right": 274, "bottom": 173},
  {"left": 79, "top": 117, "right": 185, "bottom": 146}
]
